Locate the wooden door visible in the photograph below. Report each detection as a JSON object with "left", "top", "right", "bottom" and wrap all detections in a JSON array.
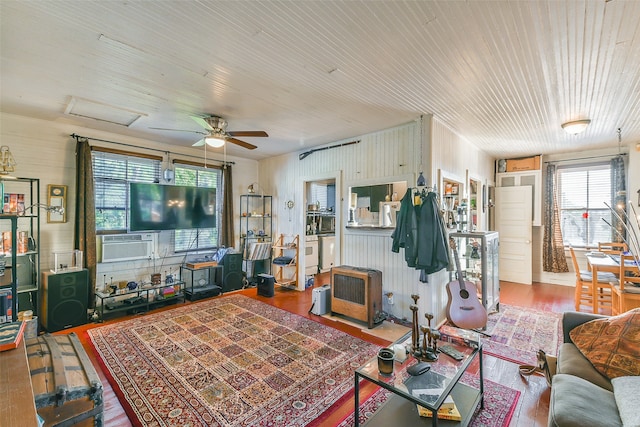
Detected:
[{"left": 496, "top": 186, "right": 533, "bottom": 284}]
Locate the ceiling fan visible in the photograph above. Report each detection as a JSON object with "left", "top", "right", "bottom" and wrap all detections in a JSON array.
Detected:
[{"left": 153, "top": 115, "right": 268, "bottom": 150}]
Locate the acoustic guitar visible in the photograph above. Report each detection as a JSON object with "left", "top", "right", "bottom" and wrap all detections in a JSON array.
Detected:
[{"left": 445, "top": 238, "right": 488, "bottom": 330}]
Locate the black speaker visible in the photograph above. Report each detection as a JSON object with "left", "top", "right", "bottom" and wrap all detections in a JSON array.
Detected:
[
  {"left": 257, "top": 274, "right": 275, "bottom": 297},
  {"left": 40, "top": 269, "right": 89, "bottom": 332},
  {"left": 221, "top": 253, "right": 243, "bottom": 292}
]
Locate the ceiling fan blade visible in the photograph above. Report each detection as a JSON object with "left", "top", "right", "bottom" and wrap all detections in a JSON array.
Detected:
[
  {"left": 150, "top": 127, "right": 207, "bottom": 135},
  {"left": 227, "top": 131, "right": 269, "bottom": 137},
  {"left": 192, "top": 139, "right": 205, "bottom": 147},
  {"left": 191, "top": 116, "right": 214, "bottom": 131},
  {"left": 228, "top": 137, "right": 257, "bottom": 150}
]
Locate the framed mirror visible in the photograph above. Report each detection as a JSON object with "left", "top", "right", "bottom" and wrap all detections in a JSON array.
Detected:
[{"left": 47, "top": 184, "right": 67, "bottom": 223}]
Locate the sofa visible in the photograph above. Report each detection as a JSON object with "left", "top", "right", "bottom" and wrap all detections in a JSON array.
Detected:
[{"left": 548, "top": 311, "right": 639, "bottom": 427}]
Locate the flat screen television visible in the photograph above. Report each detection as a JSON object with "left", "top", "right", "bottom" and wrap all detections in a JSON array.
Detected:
[{"left": 129, "top": 183, "right": 216, "bottom": 231}]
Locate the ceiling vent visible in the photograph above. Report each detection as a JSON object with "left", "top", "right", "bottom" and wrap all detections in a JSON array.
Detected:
[{"left": 64, "top": 96, "right": 146, "bottom": 127}]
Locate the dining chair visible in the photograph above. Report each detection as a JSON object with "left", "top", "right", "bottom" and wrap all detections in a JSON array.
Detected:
[
  {"left": 597, "top": 241, "right": 628, "bottom": 254},
  {"left": 611, "top": 253, "right": 640, "bottom": 315},
  {"left": 569, "top": 247, "right": 617, "bottom": 313}
]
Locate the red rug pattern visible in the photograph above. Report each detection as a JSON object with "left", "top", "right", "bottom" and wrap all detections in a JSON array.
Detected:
[
  {"left": 483, "top": 304, "right": 563, "bottom": 365},
  {"left": 87, "top": 295, "right": 382, "bottom": 426}
]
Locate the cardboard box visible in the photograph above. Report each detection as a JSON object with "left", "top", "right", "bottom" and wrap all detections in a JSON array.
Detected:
[{"left": 506, "top": 155, "right": 541, "bottom": 172}]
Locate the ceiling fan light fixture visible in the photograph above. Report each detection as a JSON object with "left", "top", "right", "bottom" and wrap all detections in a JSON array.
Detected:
[
  {"left": 561, "top": 119, "right": 591, "bottom": 135},
  {"left": 204, "top": 136, "right": 226, "bottom": 148}
]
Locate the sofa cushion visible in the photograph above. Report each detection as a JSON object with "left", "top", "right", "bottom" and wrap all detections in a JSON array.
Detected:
[
  {"left": 557, "top": 343, "right": 612, "bottom": 391},
  {"left": 612, "top": 376, "right": 640, "bottom": 427},
  {"left": 548, "top": 374, "right": 622, "bottom": 427},
  {"left": 569, "top": 308, "right": 640, "bottom": 379}
]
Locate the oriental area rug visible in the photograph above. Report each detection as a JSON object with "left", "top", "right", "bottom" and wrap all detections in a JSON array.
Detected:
[
  {"left": 87, "top": 294, "right": 382, "bottom": 427},
  {"left": 339, "top": 376, "right": 520, "bottom": 427},
  {"left": 482, "top": 304, "right": 563, "bottom": 365}
]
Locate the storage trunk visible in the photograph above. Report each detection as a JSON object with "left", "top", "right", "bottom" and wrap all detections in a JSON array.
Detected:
[{"left": 26, "top": 332, "right": 103, "bottom": 427}]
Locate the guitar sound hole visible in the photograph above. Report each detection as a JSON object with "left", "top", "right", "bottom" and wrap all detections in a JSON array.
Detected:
[{"left": 459, "top": 289, "right": 470, "bottom": 299}]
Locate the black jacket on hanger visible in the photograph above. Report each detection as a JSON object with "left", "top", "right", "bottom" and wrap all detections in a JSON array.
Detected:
[
  {"left": 416, "top": 191, "right": 450, "bottom": 274},
  {"left": 391, "top": 188, "right": 418, "bottom": 267},
  {"left": 391, "top": 188, "right": 450, "bottom": 275}
]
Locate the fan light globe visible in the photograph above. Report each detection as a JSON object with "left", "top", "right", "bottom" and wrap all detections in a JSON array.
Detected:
[
  {"left": 204, "top": 136, "right": 226, "bottom": 148},
  {"left": 561, "top": 119, "right": 591, "bottom": 135}
]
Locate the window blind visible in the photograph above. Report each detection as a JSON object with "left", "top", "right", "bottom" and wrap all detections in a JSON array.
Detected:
[
  {"left": 174, "top": 165, "right": 222, "bottom": 252},
  {"left": 557, "top": 162, "right": 612, "bottom": 248},
  {"left": 92, "top": 151, "right": 161, "bottom": 231}
]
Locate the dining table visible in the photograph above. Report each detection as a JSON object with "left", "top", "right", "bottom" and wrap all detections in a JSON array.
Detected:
[{"left": 585, "top": 252, "right": 637, "bottom": 314}]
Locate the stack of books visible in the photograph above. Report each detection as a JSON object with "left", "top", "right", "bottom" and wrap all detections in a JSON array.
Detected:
[
  {"left": 413, "top": 389, "right": 462, "bottom": 421},
  {"left": 438, "top": 324, "right": 480, "bottom": 347}
]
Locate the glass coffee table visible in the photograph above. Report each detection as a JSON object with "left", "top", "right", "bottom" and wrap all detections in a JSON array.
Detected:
[{"left": 354, "top": 330, "right": 483, "bottom": 426}]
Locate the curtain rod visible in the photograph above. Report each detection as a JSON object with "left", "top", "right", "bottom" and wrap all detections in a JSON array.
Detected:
[
  {"left": 544, "top": 152, "right": 626, "bottom": 164},
  {"left": 70, "top": 133, "right": 235, "bottom": 165}
]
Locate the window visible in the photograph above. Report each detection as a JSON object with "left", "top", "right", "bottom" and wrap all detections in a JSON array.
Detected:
[
  {"left": 173, "top": 164, "right": 222, "bottom": 252},
  {"left": 93, "top": 151, "right": 161, "bottom": 232},
  {"left": 557, "top": 162, "right": 612, "bottom": 248}
]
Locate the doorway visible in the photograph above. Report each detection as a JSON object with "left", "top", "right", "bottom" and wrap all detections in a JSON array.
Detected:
[
  {"left": 306, "top": 179, "right": 336, "bottom": 276},
  {"left": 299, "top": 172, "right": 342, "bottom": 289}
]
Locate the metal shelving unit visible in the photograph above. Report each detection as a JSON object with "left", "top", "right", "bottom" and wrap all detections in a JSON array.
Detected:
[
  {"left": 0, "top": 177, "right": 40, "bottom": 323},
  {"left": 240, "top": 194, "right": 272, "bottom": 285}
]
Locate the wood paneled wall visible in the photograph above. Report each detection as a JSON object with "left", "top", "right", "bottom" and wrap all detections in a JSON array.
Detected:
[
  {"left": 2, "top": 112, "right": 496, "bottom": 324},
  {"left": 260, "top": 116, "right": 495, "bottom": 325}
]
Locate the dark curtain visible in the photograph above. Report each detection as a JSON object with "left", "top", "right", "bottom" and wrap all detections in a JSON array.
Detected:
[
  {"left": 220, "top": 164, "right": 234, "bottom": 248},
  {"left": 543, "top": 164, "right": 569, "bottom": 272},
  {"left": 611, "top": 155, "right": 627, "bottom": 242},
  {"left": 74, "top": 139, "right": 97, "bottom": 308}
]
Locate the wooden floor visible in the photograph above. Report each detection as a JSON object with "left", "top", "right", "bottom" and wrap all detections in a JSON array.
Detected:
[{"left": 68, "top": 279, "right": 575, "bottom": 427}]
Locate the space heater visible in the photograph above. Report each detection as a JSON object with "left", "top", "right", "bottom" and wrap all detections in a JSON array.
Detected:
[{"left": 330, "top": 265, "right": 383, "bottom": 329}]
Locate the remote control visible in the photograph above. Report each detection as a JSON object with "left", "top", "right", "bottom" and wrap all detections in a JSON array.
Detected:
[{"left": 439, "top": 345, "right": 464, "bottom": 361}]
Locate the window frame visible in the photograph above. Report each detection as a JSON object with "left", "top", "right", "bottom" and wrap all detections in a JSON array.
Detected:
[
  {"left": 173, "top": 162, "right": 223, "bottom": 253},
  {"left": 556, "top": 161, "right": 613, "bottom": 249},
  {"left": 92, "top": 149, "right": 162, "bottom": 234}
]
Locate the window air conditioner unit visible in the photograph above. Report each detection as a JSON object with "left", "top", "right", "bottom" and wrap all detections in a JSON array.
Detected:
[{"left": 100, "top": 233, "right": 156, "bottom": 263}]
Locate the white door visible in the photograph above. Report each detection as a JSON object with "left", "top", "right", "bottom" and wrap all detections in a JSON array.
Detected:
[{"left": 496, "top": 186, "right": 533, "bottom": 284}]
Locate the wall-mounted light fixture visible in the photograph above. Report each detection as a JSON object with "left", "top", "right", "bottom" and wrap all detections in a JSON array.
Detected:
[{"left": 561, "top": 119, "right": 591, "bottom": 135}]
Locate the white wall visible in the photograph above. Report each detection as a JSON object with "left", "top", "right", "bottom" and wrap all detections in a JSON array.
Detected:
[
  {"left": 260, "top": 115, "right": 495, "bottom": 325},
  {"left": 2, "top": 112, "right": 496, "bottom": 324},
  {"left": 0, "top": 112, "right": 258, "bottom": 291}
]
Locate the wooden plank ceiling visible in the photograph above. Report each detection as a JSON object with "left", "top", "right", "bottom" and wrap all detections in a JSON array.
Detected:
[{"left": 1, "top": 0, "right": 639, "bottom": 160}]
